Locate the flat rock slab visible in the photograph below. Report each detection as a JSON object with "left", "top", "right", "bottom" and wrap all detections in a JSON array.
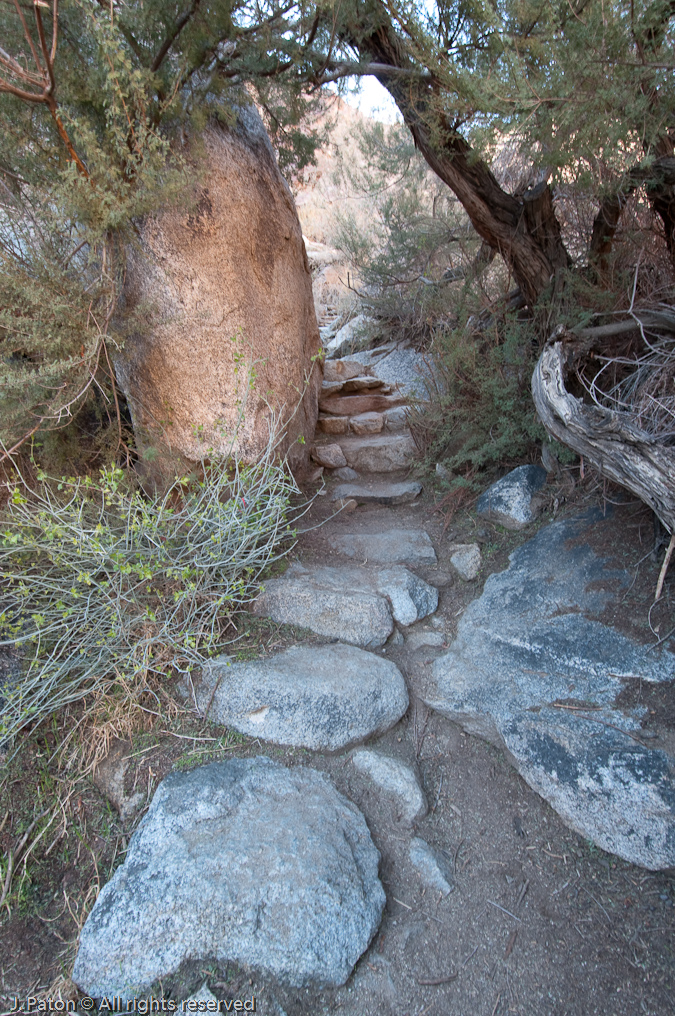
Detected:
[
  {"left": 352, "top": 750, "right": 427, "bottom": 824},
  {"left": 502, "top": 707, "right": 675, "bottom": 871},
  {"left": 477, "top": 464, "right": 547, "bottom": 529},
  {"left": 331, "top": 480, "right": 422, "bottom": 506},
  {"left": 319, "top": 394, "right": 406, "bottom": 417},
  {"left": 187, "top": 644, "right": 408, "bottom": 751},
  {"left": 327, "top": 529, "right": 437, "bottom": 566},
  {"left": 418, "top": 511, "right": 675, "bottom": 869},
  {"left": 350, "top": 411, "right": 384, "bottom": 435},
  {"left": 323, "top": 359, "right": 372, "bottom": 383},
  {"left": 335, "top": 433, "right": 416, "bottom": 473},
  {"left": 73, "top": 758, "right": 385, "bottom": 996},
  {"left": 254, "top": 564, "right": 438, "bottom": 647}
]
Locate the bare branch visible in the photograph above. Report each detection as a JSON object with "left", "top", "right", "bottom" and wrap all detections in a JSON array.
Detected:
[{"left": 150, "top": 0, "right": 201, "bottom": 74}]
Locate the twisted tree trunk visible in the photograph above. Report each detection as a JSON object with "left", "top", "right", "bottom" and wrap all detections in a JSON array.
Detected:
[
  {"left": 532, "top": 336, "right": 675, "bottom": 532},
  {"left": 349, "top": 17, "right": 570, "bottom": 306}
]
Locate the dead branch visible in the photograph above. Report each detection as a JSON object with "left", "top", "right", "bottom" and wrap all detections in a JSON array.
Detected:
[
  {"left": 0, "top": 1, "right": 89, "bottom": 177},
  {"left": 532, "top": 334, "right": 675, "bottom": 532}
]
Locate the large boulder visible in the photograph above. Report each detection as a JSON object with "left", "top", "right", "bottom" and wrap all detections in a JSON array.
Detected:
[
  {"left": 73, "top": 758, "right": 385, "bottom": 997},
  {"left": 115, "top": 106, "right": 321, "bottom": 479},
  {"left": 415, "top": 510, "right": 675, "bottom": 869}
]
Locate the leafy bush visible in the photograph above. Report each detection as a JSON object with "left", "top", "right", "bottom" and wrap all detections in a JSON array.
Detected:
[
  {"left": 410, "top": 311, "right": 547, "bottom": 473},
  {"left": 0, "top": 442, "right": 304, "bottom": 744},
  {"left": 332, "top": 119, "right": 479, "bottom": 347}
]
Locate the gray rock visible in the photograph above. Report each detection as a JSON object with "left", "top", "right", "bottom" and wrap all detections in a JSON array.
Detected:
[
  {"left": 420, "top": 511, "right": 675, "bottom": 869},
  {"left": 383, "top": 406, "right": 409, "bottom": 431},
  {"left": 337, "top": 433, "right": 416, "bottom": 473},
  {"left": 93, "top": 744, "right": 146, "bottom": 823},
  {"left": 254, "top": 564, "right": 437, "bottom": 646},
  {"left": 387, "top": 627, "right": 405, "bottom": 647},
  {"left": 325, "top": 315, "right": 377, "bottom": 359},
  {"left": 449, "top": 543, "right": 481, "bottom": 581},
  {"left": 335, "top": 498, "right": 358, "bottom": 513},
  {"left": 374, "top": 567, "right": 437, "bottom": 626},
  {"left": 352, "top": 751, "right": 427, "bottom": 823},
  {"left": 73, "top": 758, "right": 385, "bottom": 996},
  {"left": 477, "top": 465, "right": 547, "bottom": 529},
  {"left": 187, "top": 644, "right": 409, "bottom": 751},
  {"left": 332, "top": 466, "right": 359, "bottom": 481},
  {"left": 349, "top": 412, "right": 384, "bottom": 435},
  {"left": 409, "top": 838, "right": 455, "bottom": 896},
  {"left": 321, "top": 380, "right": 344, "bottom": 397},
  {"left": 327, "top": 529, "right": 437, "bottom": 566},
  {"left": 254, "top": 566, "right": 393, "bottom": 648},
  {"left": 311, "top": 443, "right": 347, "bottom": 469},
  {"left": 502, "top": 708, "right": 675, "bottom": 871},
  {"left": 405, "top": 630, "right": 445, "bottom": 651},
  {"left": 350, "top": 346, "right": 429, "bottom": 398},
  {"left": 331, "top": 480, "right": 422, "bottom": 506}
]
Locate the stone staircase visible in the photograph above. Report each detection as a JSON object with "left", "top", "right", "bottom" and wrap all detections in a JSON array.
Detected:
[{"left": 310, "top": 354, "right": 422, "bottom": 500}]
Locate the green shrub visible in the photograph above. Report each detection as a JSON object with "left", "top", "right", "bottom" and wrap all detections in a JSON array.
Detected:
[
  {"left": 0, "top": 443, "right": 304, "bottom": 744},
  {"left": 411, "top": 312, "right": 547, "bottom": 474}
]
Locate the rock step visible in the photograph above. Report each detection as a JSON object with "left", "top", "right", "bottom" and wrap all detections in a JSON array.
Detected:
[
  {"left": 184, "top": 643, "right": 409, "bottom": 751},
  {"left": 314, "top": 432, "right": 415, "bottom": 473},
  {"left": 331, "top": 479, "right": 422, "bottom": 505},
  {"left": 319, "top": 391, "right": 406, "bottom": 416},
  {"left": 254, "top": 563, "right": 438, "bottom": 648},
  {"left": 325, "top": 528, "right": 437, "bottom": 566},
  {"left": 317, "top": 406, "right": 408, "bottom": 436}
]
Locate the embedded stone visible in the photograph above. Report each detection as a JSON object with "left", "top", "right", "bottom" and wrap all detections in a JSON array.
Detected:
[
  {"left": 350, "top": 412, "right": 384, "bottom": 435},
  {"left": 188, "top": 643, "right": 409, "bottom": 752},
  {"left": 477, "top": 465, "right": 547, "bottom": 530},
  {"left": 311, "top": 443, "right": 347, "bottom": 469},
  {"left": 352, "top": 750, "right": 427, "bottom": 824}
]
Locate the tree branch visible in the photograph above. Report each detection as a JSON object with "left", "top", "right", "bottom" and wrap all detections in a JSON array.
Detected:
[{"left": 151, "top": 0, "right": 201, "bottom": 74}]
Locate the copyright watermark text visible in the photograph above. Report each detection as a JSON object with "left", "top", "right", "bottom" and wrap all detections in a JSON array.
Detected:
[{"left": 7, "top": 998, "right": 256, "bottom": 1014}]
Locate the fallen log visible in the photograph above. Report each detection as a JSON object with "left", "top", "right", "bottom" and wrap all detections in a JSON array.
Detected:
[{"left": 532, "top": 334, "right": 675, "bottom": 533}]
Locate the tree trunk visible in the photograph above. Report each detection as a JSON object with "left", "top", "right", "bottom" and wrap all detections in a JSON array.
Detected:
[
  {"left": 350, "top": 15, "right": 570, "bottom": 306},
  {"left": 532, "top": 337, "right": 675, "bottom": 532}
]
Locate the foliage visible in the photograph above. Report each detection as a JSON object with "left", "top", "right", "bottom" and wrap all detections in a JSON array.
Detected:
[
  {"left": 0, "top": 435, "right": 305, "bottom": 744},
  {"left": 410, "top": 307, "right": 546, "bottom": 473},
  {"left": 342, "top": 0, "right": 675, "bottom": 190},
  {"left": 332, "top": 117, "right": 481, "bottom": 345}
]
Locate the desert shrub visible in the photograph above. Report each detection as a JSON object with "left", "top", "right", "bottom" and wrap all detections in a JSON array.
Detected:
[
  {"left": 332, "top": 119, "right": 480, "bottom": 347},
  {"left": 410, "top": 311, "right": 548, "bottom": 474},
  {"left": 0, "top": 438, "right": 304, "bottom": 744}
]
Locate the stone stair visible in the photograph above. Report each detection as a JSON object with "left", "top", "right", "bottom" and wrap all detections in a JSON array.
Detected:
[{"left": 311, "top": 355, "right": 417, "bottom": 478}]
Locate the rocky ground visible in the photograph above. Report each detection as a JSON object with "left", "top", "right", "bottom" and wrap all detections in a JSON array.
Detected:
[{"left": 1, "top": 351, "right": 674, "bottom": 1016}]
